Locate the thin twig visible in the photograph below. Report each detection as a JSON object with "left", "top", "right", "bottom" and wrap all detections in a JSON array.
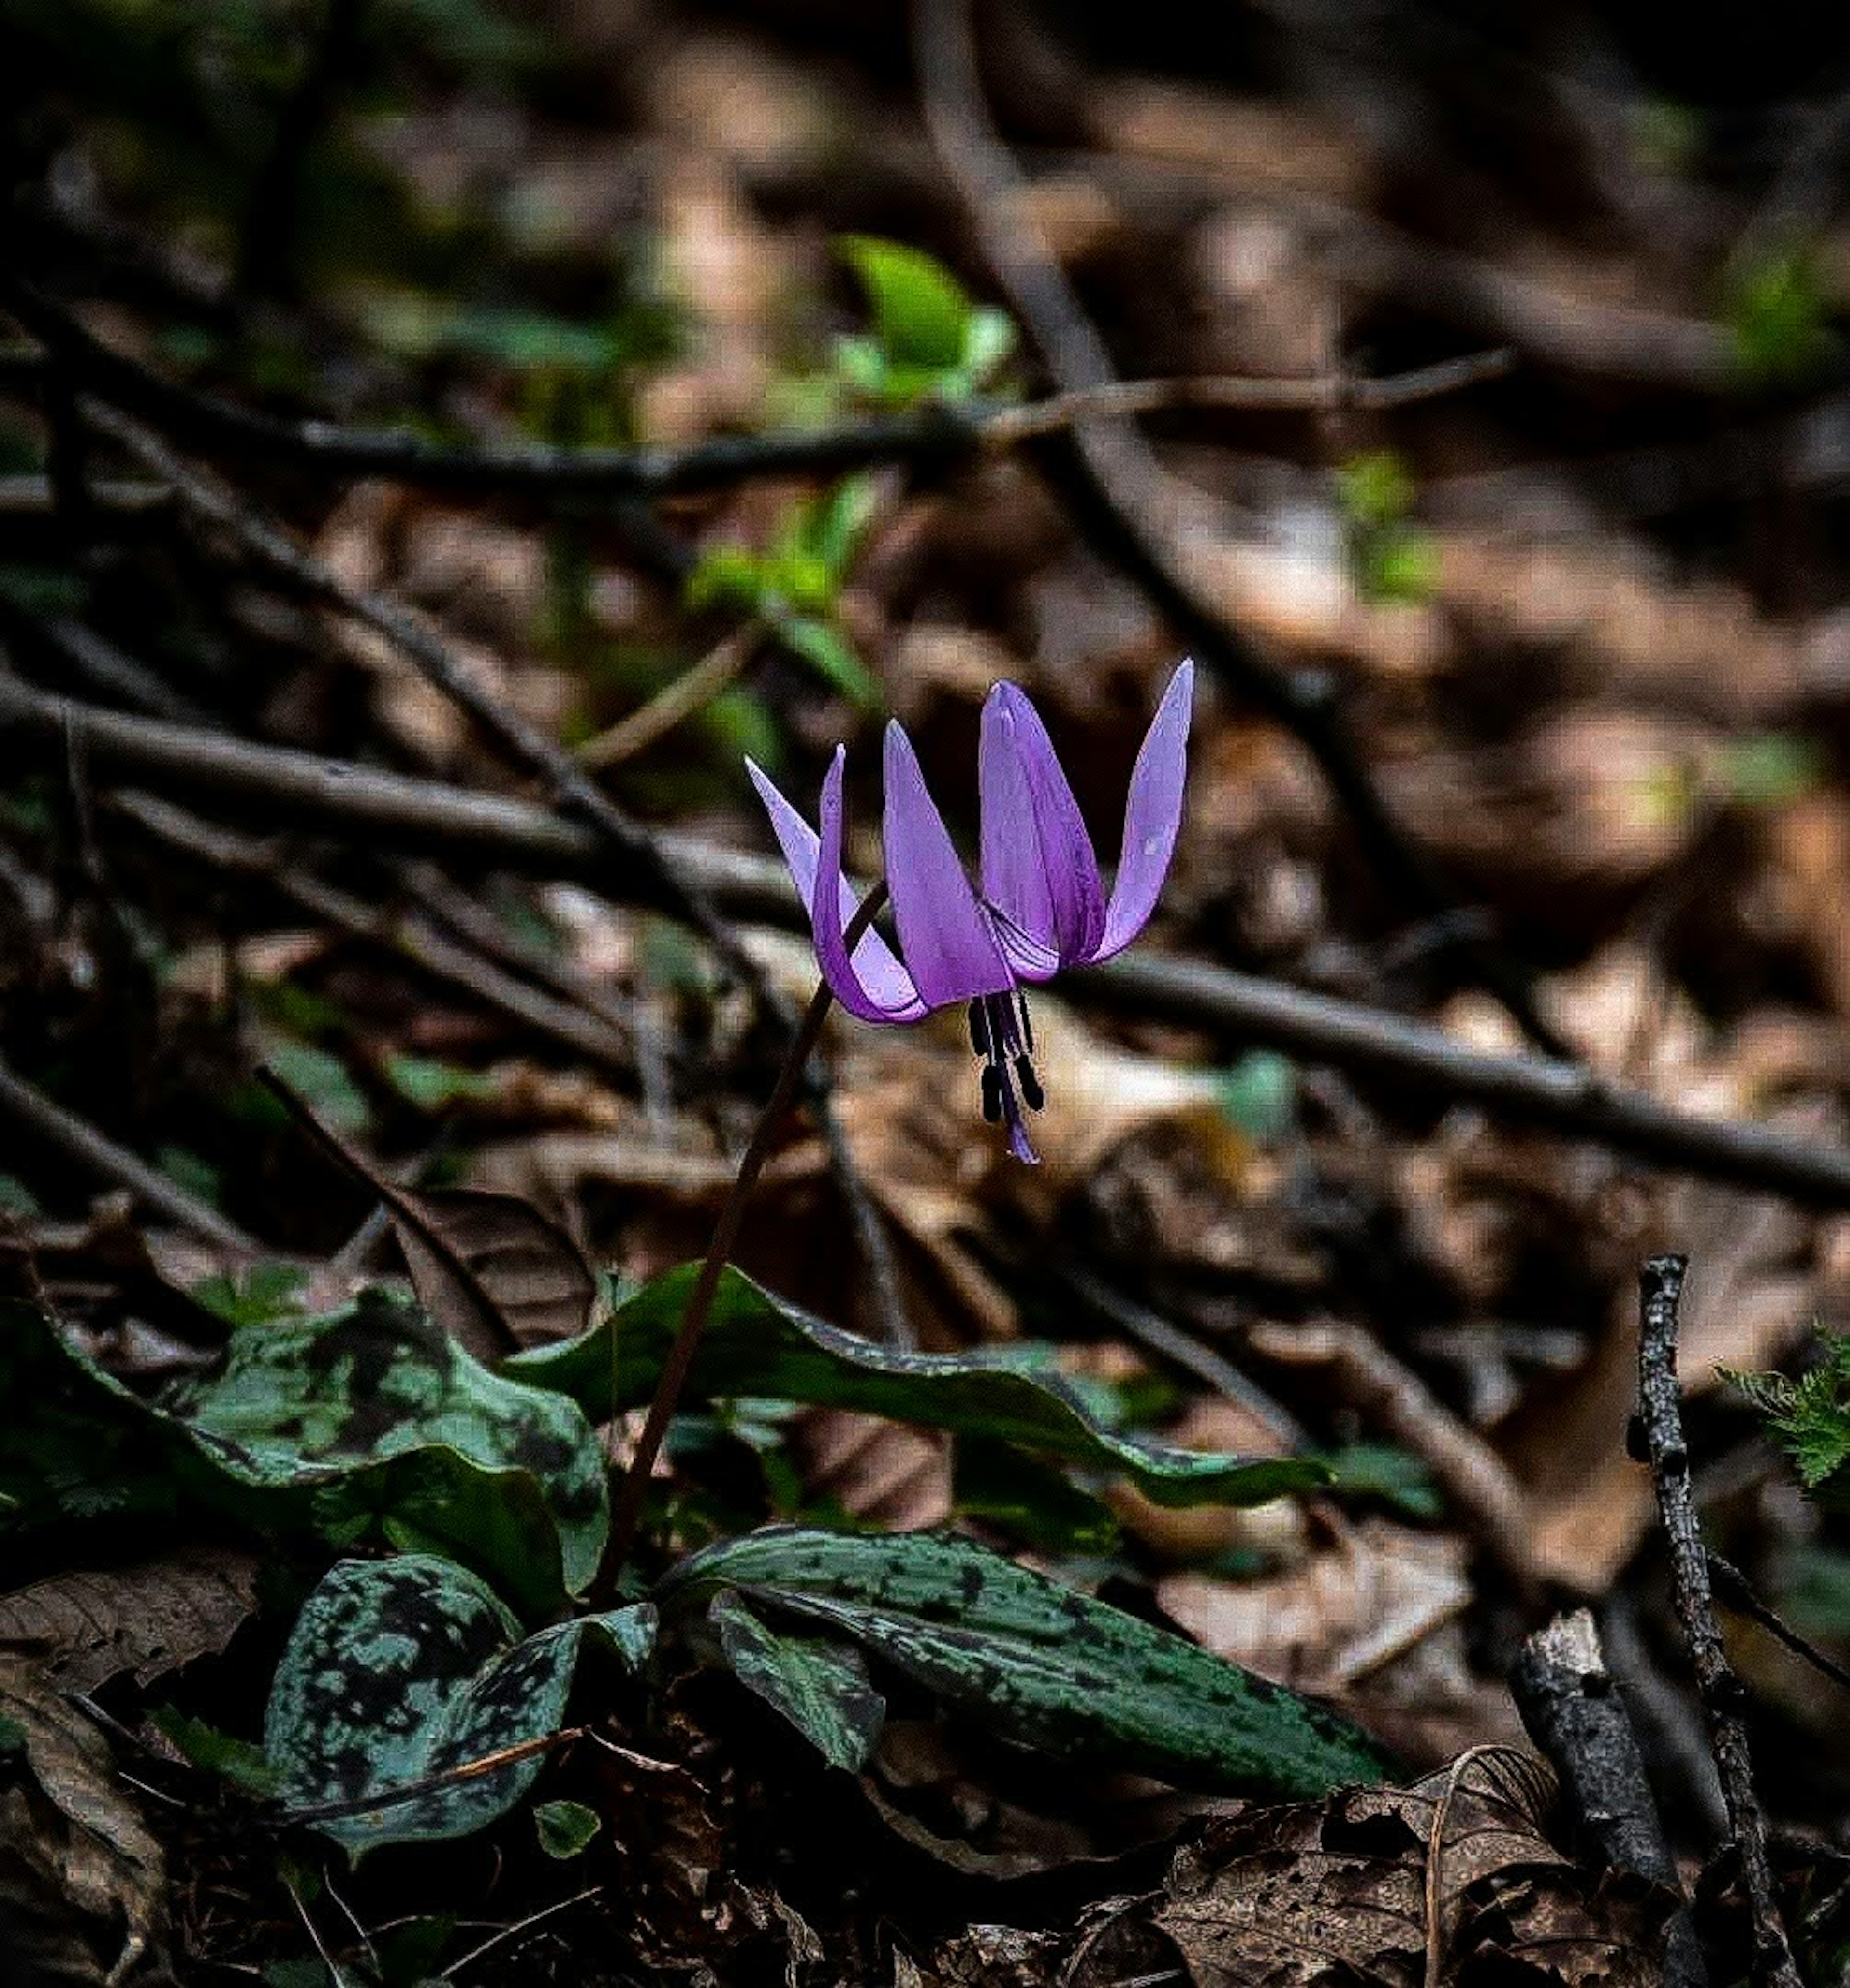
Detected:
[
  {"left": 0, "top": 270, "right": 1512, "bottom": 503},
  {"left": 9, "top": 679, "right": 1850, "bottom": 1209},
  {"left": 984, "top": 348, "right": 1515, "bottom": 440},
  {"left": 0, "top": 1052, "right": 257, "bottom": 1251},
  {"left": 1061, "top": 1266, "right": 1306, "bottom": 1448},
  {"left": 1247, "top": 1316, "right": 1535, "bottom": 1581},
  {"left": 912, "top": 0, "right": 1568, "bottom": 1060},
  {"left": 1707, "top": 1549, "right": 1850, "bottom": 1700},
  {"left": 576, "top": 621, "right": 763, "bottom": 771},
  {"left": 1636, "top": 1254, "right": 1800, "bottom": 1988},
  {"left": 598, "top": 884, "right": 887, "bottom": 1593},
  {"left": 115, "top": 791, "right": 633, "bottom": 1074},
  {"left": 279, "top": 1728, "right": 583, "bottom": 1826},
  {"left": 439, "top": 1885, "right": 605, "bottom": 1982}
]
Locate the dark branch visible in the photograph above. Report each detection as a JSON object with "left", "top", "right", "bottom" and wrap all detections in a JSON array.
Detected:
[
  {"left": 9, "top": 678, "right": 1850, "bottom": 1210},
  {"left": 1511, "top": 1608, "right": 1706, "bottom": 1988},
  {"left": 1636, "top": 1255, "right": 1800, "bottom": 1988}
]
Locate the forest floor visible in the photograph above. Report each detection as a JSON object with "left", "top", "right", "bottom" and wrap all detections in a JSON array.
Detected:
[{"left": 4, "top": 2, "right": 1850, "bottom": 1982}]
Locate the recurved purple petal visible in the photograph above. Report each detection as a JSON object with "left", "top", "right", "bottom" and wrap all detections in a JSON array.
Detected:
[
  {"left": 1094, "top": 658, "right": 1194, "bottom": 961},
  {"left": 746, "top": 754, "right": 925, "bottom": 1022},
  {"left": 978, "top": 684, "right": 1105, "bottom": 962},
  {"left": 883, "top": 721, "right": 1016, "bottom": 1008}
]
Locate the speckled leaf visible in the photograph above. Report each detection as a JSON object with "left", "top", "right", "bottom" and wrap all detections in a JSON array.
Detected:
[
  {"left": 175, "top": 1289, "right": 607, "bottom": 1594},
  {"left": 660, "top": 1528, "right": 1389, "bottom": 1800},
  {"left": 512, "top": 1265, "right": 1323, "bottom": 1509},
  {"left": 709, "top": 1588, "right": 885, "bottom": 1772},
  {"left": 0, "top": 1298, "right": 597, "bottom": 1616},
  {"left": 265, "top": 1555, "right": 655, "bottom": 1855}
]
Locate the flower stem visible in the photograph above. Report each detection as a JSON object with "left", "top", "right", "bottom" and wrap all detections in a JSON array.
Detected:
[{"left": 595, "top": 882, "right": 889, "bottom": 1596}]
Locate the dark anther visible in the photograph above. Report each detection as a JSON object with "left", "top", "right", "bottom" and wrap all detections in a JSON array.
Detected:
[
  {"left": 968, "top": 1000, "right": 990, "bottom": 1056},
  {"left": 1015, "top": 1058, "right": 1045, "bottom": 1111},
  {"left": 981, "top": 1066, "right": 1003, "bottom": 1122},
  {"left": 1016, "top": 992, "right": 1034, "bottom": 1054}
]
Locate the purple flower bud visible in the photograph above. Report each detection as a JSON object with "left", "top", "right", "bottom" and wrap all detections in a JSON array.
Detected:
[{"left": 746, "top": 659, "right": 1194, "bottom": 1160}]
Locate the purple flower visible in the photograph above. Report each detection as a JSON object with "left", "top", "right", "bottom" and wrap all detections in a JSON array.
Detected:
[{"left": 746, "top": 659, "right": 1193, "bottom": 1163}]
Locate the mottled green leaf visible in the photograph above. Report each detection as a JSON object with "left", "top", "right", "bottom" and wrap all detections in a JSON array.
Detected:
[
  {"left": 660, "top": 1528, "right": 1389, "bottom": 1799},
  {"left": 175, "top": 1290, "right": 607, "bottom": 1594},
  {"left": 511, "top": 1264, "right": 1324, "bottom": 1510},
  {"left": 266, "top": 1555, "right": 654, "bottom": 1855},
  {"left": 0, "top": 1297, "right": 597, "bottom": 1615},
  {"left": 709, "top": 1588, "right": 885, "bottom": 1772}
]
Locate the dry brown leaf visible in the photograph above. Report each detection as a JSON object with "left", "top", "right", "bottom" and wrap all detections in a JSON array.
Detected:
[
  {"left": 1517, "top": 1153, "right": 1822, "bottom": 1589},
  {"left": 1159, "top": 1514, "right": 1472, "bottom": 1699},
  {"left": 0, "top": 1652, "right": 165, "bottom": 1984},
  {"left": 394, "top": 1186, "right": 602, "bottom": 1351},
  {"left": 0, "top": 1550, "right": 260, "bottom": 1695},
  {"left": 1760, "top": 791, "right": 1850, "bottom": 1022},
  {"left": 1097, "top": 83, "right": 1372, "bottom": 201},
  {"left": 789, "top": 1410, "right": 952, "bottom": 1532},
  {"left": 1069, "top": 1748, "right": 1672, "bottom": 1988},
  {"left": 1380, "top": 710, "right": 1718, "bottom": 917},
  {"left": 1436, "top": 531, "right": 1810, "bottom": 718},
  {"left": 860, "top": 1721, "right": 1100, "bottom": 1884}
]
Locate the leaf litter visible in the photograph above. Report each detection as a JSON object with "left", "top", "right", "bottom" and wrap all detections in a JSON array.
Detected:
[{"left": 5, "top": 0, "right": 1850, "bottom": 1980}]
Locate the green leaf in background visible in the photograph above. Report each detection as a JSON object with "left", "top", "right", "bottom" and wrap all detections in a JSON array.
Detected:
[
  {"left": 510, "top": 1264, "right": 1327, "bottom": 1511},
  {"left": 709, "top": 1588, "right": 885, "bottom": 1772},
  {"left": 1214, "top": 1050, "right": 1298, "bottom": 1143},
  {"left": 533, "top": 1799, "right": 602, "bottom": 1859},
  {"left": 838, "top": 236, "right": 974, "bottom": 372},
  {"left": 0, "top": 1295, "right": 595, "bottom": 1616},
  {"left": 244, "top": 1040, "right": 371, "bottom": 1137},
  {"left": 774, "top": 614, "right": 880, "bottom": 706},
  {"left": 1730, "top": 247, "right": 1836, "bottom": 389},
  {"left": 1717, "top": 731, "right": 1829, "bottom": 809},
  {"left": 952, "top": 1436, "right": 1120, "bottom": 1553},
  {"left": 190, "top": 1262, "right": 310, "bottom": 1328},
  {"left": 150, "top": 1708, "right": 283, "bottom": 1798},
  {"left": 1317, "top": 1443, "right": 1443, "bottom": 1521},
  {"left": 1362, "top": 525, "right": 1440, "bottom": 604},
  {"left": 265, "top": 1555, "right": 655, "bottom": 1854},
  {"left": 1335, "top": 449, "right": 1415, "bottom": 530},
  {"left": 660, "top": 1528, "right": 1390, "bottom": 1798},
  {"left": 684, "top": 543, "right": 772, "bottom": 613},
  {"left": 382, "top": 1053, "right": 497, "bottom": 1112}
]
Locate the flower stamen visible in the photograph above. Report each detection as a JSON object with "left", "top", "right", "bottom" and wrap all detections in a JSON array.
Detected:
[{"left": 969, "top": 993, "right": 1044, "bottom": 1163}]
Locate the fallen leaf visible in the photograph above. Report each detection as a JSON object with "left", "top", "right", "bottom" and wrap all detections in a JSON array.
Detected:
[
  {"left": 1069, "top": 1748, "right": 1672, "bottom": 1988},
  {"left": 395, "top": 1187, "right": 602, "bottom": 1350},
  {"left": 1159, "top": 1514, "right": 1472, "bottom": 1698},
  {"left": 0, "top": 1652, "right": 165, "bottom": 1984},
  {"left": 0, "top": 1549, "right": 261, "bottom": 1694},
  {"left": 789, "top": 1409, "right": 953, "bottom": 1532}
]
